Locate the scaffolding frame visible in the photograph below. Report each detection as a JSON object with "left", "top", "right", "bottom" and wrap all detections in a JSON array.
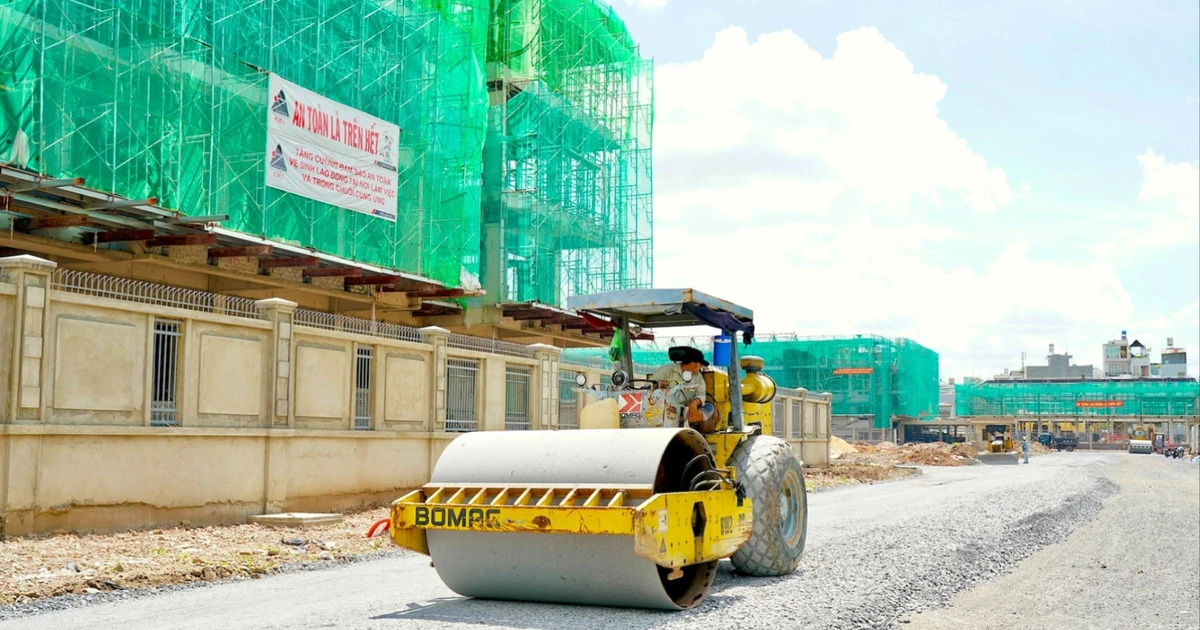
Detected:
[{"left": 482, "top": 0, "right": 653, "bottom": 307}]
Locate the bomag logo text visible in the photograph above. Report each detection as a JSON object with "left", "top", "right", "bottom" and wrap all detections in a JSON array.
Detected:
[{"left": 414, "top": 507, "right": 501, "bottom": 528}]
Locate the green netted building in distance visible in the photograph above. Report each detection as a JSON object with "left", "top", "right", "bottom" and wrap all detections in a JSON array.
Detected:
[
  {"left": 566, "top": 334, "right": 940, "bottom": 429},
  {"left": 955, "top": 379, "right": 1200, "bottom": 418}
]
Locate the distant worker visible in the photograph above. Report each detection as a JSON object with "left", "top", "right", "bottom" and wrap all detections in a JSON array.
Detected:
[
  {"left": 1022, "top": 435, "right": 1030, "bottom": 464},
  {"left": 651, "top": 346, "right": 716, "bottom": 427}
]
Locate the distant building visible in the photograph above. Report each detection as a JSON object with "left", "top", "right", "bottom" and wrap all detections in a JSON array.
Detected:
[
  {"left": 1025, "top": 344, "right": 1094, "bottom": 379},
  {"left": 1103, "top": 331, "right": 1132, "bottom": 376},
  {"left": 1158, "top": 337, "right": 1188, "bottom": 378},
  {"left": 939, "top": 378, "right": 956, "bottom": 418},
  {"left": 1104, "top": 332, "right": 1186, "bottom": 378}
]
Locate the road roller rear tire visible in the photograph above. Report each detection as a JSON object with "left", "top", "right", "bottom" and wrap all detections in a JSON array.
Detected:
[{"left": 729, "top": 435, "right": 807, "bottom": 576}]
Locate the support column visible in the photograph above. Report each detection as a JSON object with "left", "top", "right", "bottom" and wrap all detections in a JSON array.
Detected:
[
  {"left": 1, "top": 255, "right": 57, "bottom": 422},
  {"left": 256, "top": 298, "right": 297, "bottom": 427},
  {"left": 421, "top": 327, "right": 450, "bottom": 431},
  {"left": 530, "top": 344, "right": 562, "bottom": 430}
]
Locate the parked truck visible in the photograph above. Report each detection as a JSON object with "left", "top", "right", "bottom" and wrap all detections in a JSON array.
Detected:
[{"left": 1054, "top": 432, "right": 1077, "bottom": 452}]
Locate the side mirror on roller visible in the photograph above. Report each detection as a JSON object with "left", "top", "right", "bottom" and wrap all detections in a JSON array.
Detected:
[{"left": 575, "top": 373, "right": 588, "bottom": 387}]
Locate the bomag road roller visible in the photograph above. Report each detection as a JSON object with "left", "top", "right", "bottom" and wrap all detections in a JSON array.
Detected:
[
  {"left": 383, "top": 289, "right": 807, "bottom": 610},
  {"left": 1128, "top": 425, "right": 1155, "bottom": 454}
]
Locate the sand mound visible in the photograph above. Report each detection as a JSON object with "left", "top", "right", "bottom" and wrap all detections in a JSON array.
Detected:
[
  {"left": 829, "top": 436, "right": 858, "bottom": 459},
  {"left": 950, "top": 443, "right": 980, "bottom": 459}
]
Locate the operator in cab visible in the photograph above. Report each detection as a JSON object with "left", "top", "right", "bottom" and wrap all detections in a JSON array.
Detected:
[{"left": 650, "top": 346, "right": 716, "bottom": 427}]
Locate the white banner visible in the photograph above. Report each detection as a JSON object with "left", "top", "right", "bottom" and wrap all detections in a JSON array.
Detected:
[{"left": 265, "top": 74, "right": 399, "bottom": 222}]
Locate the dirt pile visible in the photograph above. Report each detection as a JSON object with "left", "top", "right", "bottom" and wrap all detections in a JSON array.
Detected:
[
  {"left": 829, "top": 436, "right": 859, "bottom": 459},
  {"left": 1028, "top": 441, "right": 1052, "bottom": 455},
  {"left": 898, "top": 443, "right": 965, "bottom": 467},
  {"left": 805, "top": 463, "right": 918, "bottom": 491},
  {"left": 842, "top": 441, "right": 985, "bottom": 467},
  {"left": 951, "top": 443, "right": 980, "bottom": 459}
]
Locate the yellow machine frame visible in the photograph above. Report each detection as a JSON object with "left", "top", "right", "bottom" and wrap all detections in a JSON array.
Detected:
[{"left": 390, "top": 483, "right": 753, "bottom": 569}]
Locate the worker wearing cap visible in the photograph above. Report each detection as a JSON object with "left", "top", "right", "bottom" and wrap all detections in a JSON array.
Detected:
[{"left": 650, "top": 347, "right": 716, "bottom": 426}]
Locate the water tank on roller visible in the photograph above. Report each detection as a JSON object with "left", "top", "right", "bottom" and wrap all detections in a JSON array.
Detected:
[{"left": 712, "top": 334, "right": 732, "bottom": 368}]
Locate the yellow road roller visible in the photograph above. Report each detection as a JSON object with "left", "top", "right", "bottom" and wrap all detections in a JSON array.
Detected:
[{"left": 385, "top": 289, "right": 807, "bottom": 610}]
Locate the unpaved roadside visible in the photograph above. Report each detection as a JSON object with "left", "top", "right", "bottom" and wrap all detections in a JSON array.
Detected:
[
  {"left": 907, "top": 455, "right": 1200, "bottom": 630},
  {"left": 0, "top": 507, "right": 396, "bottom": 604}
]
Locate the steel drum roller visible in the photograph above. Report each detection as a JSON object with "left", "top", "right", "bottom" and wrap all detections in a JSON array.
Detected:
[{"left": 426, "top": 428, "right": 718, "bottom": 610}]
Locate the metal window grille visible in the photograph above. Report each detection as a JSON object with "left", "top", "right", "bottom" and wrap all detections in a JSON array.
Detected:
[
  {"left": 558, "top": 370, "right": 582, "bottom": 429},
  {"left": 446, "top": 359, "right": 479, "bottom": 432},
  {"left": 772, "top": 398, "right": 785, "bottom": 437},
  {"left": 151, "top": 319, "right": 181, "bottom": 426},
  {"left": 354, "top": 346, "right": 372, "bottom": 430},
  {"left": 505, "top": 366, "right": 533, "bottom": 430},
  {"left": 792, "top": 400, "right": 802, "bottom": 437}
]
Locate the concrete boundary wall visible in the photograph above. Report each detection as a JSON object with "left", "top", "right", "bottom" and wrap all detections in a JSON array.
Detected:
[{"left": 1, "top": 256, "right": 829, "bottom": 536}]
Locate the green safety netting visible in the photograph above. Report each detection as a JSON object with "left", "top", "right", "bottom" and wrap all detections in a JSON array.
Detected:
[
  {"left": 482, "top": 0, "right": 653, "bottom": 305},
  {"left": 566, "top": 334, "right": 940, "bottom": 428},
  {"left": 0, "top": 0, "right": 489, "bottom": 286},
  {"left": 0, "top": 0, "right": 651, "bottom": 300},
  {"left": 956, "top": 380, "right": 1200, "bottom": 417}
]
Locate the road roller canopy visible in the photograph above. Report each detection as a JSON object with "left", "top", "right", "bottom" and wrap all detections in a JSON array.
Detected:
[{"left": 567, "top": 288, "right": 755, "bottom": 333}]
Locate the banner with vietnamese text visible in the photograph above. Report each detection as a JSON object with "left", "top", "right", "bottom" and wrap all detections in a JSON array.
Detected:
[{"left": 265, "top": 74, "right": 399, "bottom": 222}]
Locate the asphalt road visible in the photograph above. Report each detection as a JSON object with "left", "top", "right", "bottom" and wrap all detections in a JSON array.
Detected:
[{"left": 5, "top": 452, "right": 1195, "bottom": 630}]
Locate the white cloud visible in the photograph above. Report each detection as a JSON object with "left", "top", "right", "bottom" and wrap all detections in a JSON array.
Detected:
[
  {"left": 651, "top": 27, "right": 1154, "bottom": 379},
  {"left": 1135, "top": 149, "right": 1200, "bottom": 247},
  {"left": 655, "top": 27, "right": 1018, "bottom": 217}
]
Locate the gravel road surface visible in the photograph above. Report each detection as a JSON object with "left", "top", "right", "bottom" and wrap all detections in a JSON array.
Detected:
[
  {"left": 908, "top": 453, "right": 1199, "bottom": 630},
  {"left": 4, "top": 452, "right": 1192, "bottom": 630}
]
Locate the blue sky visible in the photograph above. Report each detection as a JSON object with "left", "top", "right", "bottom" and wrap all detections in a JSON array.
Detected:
[{"left": 614, "top": 0, "right": 1200, "bottom": 379}]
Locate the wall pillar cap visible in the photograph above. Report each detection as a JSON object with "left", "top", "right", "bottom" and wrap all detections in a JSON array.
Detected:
[
  {"left": 255, "top": 297, "right": 298, "bottom": 312},
  {"left": 0, "top": 254, "right": 58, "bottom": 272},
  {"left": 528, "top": 343, "right": 563, "bottom": 356},
  {"left": 420, "top": 326, "right": 450, "bottom": 336}
]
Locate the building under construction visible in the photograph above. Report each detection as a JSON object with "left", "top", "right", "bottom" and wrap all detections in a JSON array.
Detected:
[
  {"left": 0, "top": 0, "right": 651, "bottom": 346},
  {"left": 567, "top": 334, "right": 941, "bottom": 429}
]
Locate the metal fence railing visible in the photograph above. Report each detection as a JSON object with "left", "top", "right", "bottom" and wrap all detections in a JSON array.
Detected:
[
  {"left": 792, "top": 400, "right": 802, "bottom": 437},
  {"left": 448, "top": 333, "right": 536, "bottom": 359},
  {"left": 446, "top": 359, "right": 479, "bottom": 432},
  {"left": 772, "top": 398, "right": 785, "bottom": 437},
  {"left": 52, "top": 269, "right": 262, "bottom": 319},
  {"left": 505, "top": 366, "right": 532, "bottom": 430},
  {"left": 151, "top": 318, "right": 181, "bottom": 426},
  {"left": 558, "top": 369, "right": 582, "bottom": 429},
  {"left": 294, "top": 309, "right": 425, "bottom": 344},
  {"left": 354, "top": 346, "right": 373, "bottom": 430}
]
